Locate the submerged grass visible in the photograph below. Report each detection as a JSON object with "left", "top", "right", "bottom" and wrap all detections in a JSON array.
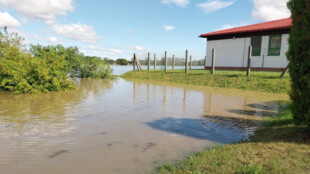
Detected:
[
  {"left": 123, "top": 69, "right": 309, "bottom": 173},
  {"left": 155, "top": 105, "right": 310, "bottom": 174},
  {"left": 121, "top": 69, "right": 291, "bottom": 94}
]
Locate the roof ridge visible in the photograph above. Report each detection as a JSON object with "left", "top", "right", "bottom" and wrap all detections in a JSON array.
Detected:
[{"left": 200, "top": 18, "right": 292, "bottom": 38}]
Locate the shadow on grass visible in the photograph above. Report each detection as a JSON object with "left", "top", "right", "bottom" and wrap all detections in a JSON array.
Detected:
[
  {"left": 228, "top": 109, "right": 277, "bottom": 117},
  {"left": 219, "top": 74, "right": 286, "bottom": 79},
  {"left": 246, "top": 102, "right": 310, "bottom": 144},
  {"left": 250, "top": 125, "right": 310, "bottom": 144},
  {"left": 247, "top": 102, "right": 285, "bottom": 111}
]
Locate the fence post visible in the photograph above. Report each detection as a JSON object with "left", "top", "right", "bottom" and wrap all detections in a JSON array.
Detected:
[
  {"left": 172, "top": 55, "right": 175, "bottom": 70},
  {"left": 154, "top": 54, "right": 156, "bottom": 70},
  {"left": 133, "top": 53, "right": 136, "bottom": 71},
  {"left": 211, "top": 48, "right": 215, "bottom": 74},
  {"left": 185, "top": 50, "right": 189, "bottom": 74},
  {"left": 247, "top": 46, "right": 252, "bottom": 76},
  {"left": 165, "top": 51, "right": 168, "bottom": 72},
  {"left": 136, "top": 55, "right": 142, "bottom": 71},
  {"left": 190, "top": 55, "right": 192, "bottom": 70},
  {"left": 280, "top": 64, "right": 289, "bottom": 78},
  {"left": 148, "top": 52, "right": 150, "bottom": 71}
]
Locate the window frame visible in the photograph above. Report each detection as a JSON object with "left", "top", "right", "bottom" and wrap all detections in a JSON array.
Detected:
[
  {"left": 268, "top": 35, "right": 282, "bottom": 56},
  {"left": 251, "top": 36, "right": 262, "bottom": 56}
]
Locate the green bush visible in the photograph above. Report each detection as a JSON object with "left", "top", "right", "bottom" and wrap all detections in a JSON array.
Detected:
[
  {"left": 80, "top": 56, "right": 112, "bottom": 79},
  {"left": 116, "top": 58, "right": 128, "bottom": 65},
  {"left": 0, "top": 32, "right": 76, "bottom": 94},
  {"left": 0, "top": 30, "right": 112, "bottom": 94},
  {"left": 287, "top": 0, "right": 310, "bottom": 125}
]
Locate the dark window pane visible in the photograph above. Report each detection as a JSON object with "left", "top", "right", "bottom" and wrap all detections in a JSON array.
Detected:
[
  {"left": 268, "top": 35, "right": 282, "bottom": 56},
  {"left": 252, "top": 37, "right": 262, "bottom": 49},
  {"left": 251, "top": 36, "right": 262, "bottom": 56},
  {"left": 252, "top": 49, "right": 261, "bottom": 56},
  {"left": 269, "top": 49, "right": 280, "bottom": 55},
  {"left": 270, "top": 36, "right": 281, "bottom": 48}
]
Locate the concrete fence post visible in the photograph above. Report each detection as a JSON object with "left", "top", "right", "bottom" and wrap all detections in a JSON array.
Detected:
[
  {"left": 185, "top": 50, "right": 189, "bottom": 74},
  {"left": 247, "top": 46, "right": 252, "bottom": 76},
  {"left": 211, "top": 48, "right": 215, "bottom": 75},
  {"left": 133, "top": 53, "right": 136, "bottom": 71},
  {"left": 165, "top": 51, "right": 168, "bottom": 72},
  {"left": 148, "top": 52, "right": 150, "bottom": 71}
]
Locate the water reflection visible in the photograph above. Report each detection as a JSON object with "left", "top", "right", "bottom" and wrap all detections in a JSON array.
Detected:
[
  {"left": 183, "top": 88, "right": 187, "bottom": 111},
  {"left": 0, "top": 78, "right": 289, "bottom": 174},
  {"left": 0, "top": 79, "right": 115, "bottom": 135}
]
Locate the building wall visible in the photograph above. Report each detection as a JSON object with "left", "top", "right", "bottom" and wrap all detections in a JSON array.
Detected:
[{"left": 205, "top": 34, "right": 289, "bottom": 71}]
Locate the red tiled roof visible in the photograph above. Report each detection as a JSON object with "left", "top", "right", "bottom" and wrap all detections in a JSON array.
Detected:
[{"left": 199, "top": 18, "right": 292, "bottom": 38}]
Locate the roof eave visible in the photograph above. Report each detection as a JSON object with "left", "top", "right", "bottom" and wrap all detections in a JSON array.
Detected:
[{"left": 200, "top": 28, "right": 291, "bottom": 41}]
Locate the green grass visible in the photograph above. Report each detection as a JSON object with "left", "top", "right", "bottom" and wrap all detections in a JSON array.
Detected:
[
  {"left": 120, "top": 69, "right": 291, "bottom": 94},
  {"left": 155, "top": 104, "right": 310, "bottom": 174}
]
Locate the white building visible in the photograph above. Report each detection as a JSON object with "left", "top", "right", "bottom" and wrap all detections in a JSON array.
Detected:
[{"left": 200, "top": 18, "right": 292, "bottom": 71}]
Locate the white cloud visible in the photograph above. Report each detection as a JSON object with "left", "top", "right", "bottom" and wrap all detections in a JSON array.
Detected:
[
  {"left": 109, "top": 48, "right": 122, "bottom": 55},
  {"left": 82, "top": 45, "right": 102, "bottom": 56},
  {"left": 48, "top": 37, "right": 61, "bottom": 44},
  {"left": 0, "top": 0, "right": 74, "bottom": 24},
  {"left": 217, "top": 23, "right": 249, "bottom": 30},
  {"left": 218, "top": 24, "right": 234, "bottom": 30},
  {"left": 0, "top": 12, "right": 21, "bottom": 28},
  {"left": 252, "top": 0, "right": 290, "bottom": 21},
  {"left": 161, "top": 0, "right": 189, "bottom": 7},
  {"left": 82, "top": 45, "right": 125, "bottom": 57},
  {"left": 134, "top": 46, "right": 145, "bottom": 51},
  {"left": 163, "top": 25, "right": 175, "bottom": 31},
  {"left": 197, "top": 0, "right": 234, "bottom": 14},
  {"left": 52, "top": 23, "right": 101, "bottom": 44}
]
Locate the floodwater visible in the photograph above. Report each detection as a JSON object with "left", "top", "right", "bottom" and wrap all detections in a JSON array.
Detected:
[
  {"left": 111, "top": 65, "right": 205, "bottom": 75},
  {"left": 0, "top": 78, "right": 289, "bottom": 174}
]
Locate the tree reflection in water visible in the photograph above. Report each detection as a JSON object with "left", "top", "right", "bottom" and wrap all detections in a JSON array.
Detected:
[{"left": 0, "top": 78, "right": 115, "bottom": 135}]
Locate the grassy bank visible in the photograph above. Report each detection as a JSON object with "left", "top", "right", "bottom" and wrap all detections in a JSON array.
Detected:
[
  {"left": 156, "top": 105, "right": 310, "bottom": 174},
  {"left": 121, "top": 70, "right": 290, "bottom": 94}
]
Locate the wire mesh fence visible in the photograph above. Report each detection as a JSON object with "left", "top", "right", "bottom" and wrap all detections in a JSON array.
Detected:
[{"left": 132, "top": 50, "right": 206, "bottom": 71}]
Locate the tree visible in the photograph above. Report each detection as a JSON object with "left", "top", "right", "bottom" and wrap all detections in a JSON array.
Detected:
[
  {"left": 0, "top": 32, "right": 76, "bottom": 93},
  {"left": 0, "top": 30, "right": 112, "bottom": 94},
  {"left": 80, "top": 56, "right": 112, "bottom": 79},
  {"left": 103, "top": 57, "right": 116, "bottom": 65},
  {"left": 287, "top": 0, "right": 310, "bottom": 125},
  {"left": 116, "top": 58, "right": 128, "bottom": 65}
]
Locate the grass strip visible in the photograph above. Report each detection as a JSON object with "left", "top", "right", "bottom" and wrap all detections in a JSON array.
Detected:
[{"left": 121, "top": 70, "right": 291, "bottom": 94}]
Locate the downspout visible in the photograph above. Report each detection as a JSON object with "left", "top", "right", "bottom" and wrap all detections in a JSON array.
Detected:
[
  {"left": 242, "top": 38, "right": 247, "bottom": 67},
  {"left": 205, "top": 38, "right": 208, "bottom": 69},
  {"left": 262, "top": 54, "right": 265, "bottom": 70}
]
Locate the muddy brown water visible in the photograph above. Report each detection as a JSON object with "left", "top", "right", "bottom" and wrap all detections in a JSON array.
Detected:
[{"left": 0, "top": 78, "right": 289, "bottom": 174}]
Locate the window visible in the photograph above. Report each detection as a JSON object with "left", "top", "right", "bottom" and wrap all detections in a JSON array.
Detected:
[
  {"left": 251, "top": 36, "right": 262, "bottom": 56},
  {"left": 268, "top": 35, "right": 282, "bottom": 56}
]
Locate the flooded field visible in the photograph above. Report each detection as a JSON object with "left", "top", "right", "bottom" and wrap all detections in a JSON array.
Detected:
[
  {"left": 0, "top": 78, "right": 289, "bottom": 174},
  {"left": 111, "top": 65, "right": 205, "bottom": 75}
]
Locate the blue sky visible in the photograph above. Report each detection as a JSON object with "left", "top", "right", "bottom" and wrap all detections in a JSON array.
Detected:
[{"left": 0, "top": 0, "right": 290, "bottom": 60}]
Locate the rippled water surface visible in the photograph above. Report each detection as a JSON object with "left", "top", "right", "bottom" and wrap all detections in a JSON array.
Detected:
[{"left": 0, "top": 78, "right": 289, "bottom": 174}]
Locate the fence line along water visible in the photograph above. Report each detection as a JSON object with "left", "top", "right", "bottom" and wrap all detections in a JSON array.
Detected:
[
  {"left": 132, "top": 50, "right": 206, "bottom": 73},
  {"left": 132, "top": 47, "right": 289, "bottom": 77}
]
